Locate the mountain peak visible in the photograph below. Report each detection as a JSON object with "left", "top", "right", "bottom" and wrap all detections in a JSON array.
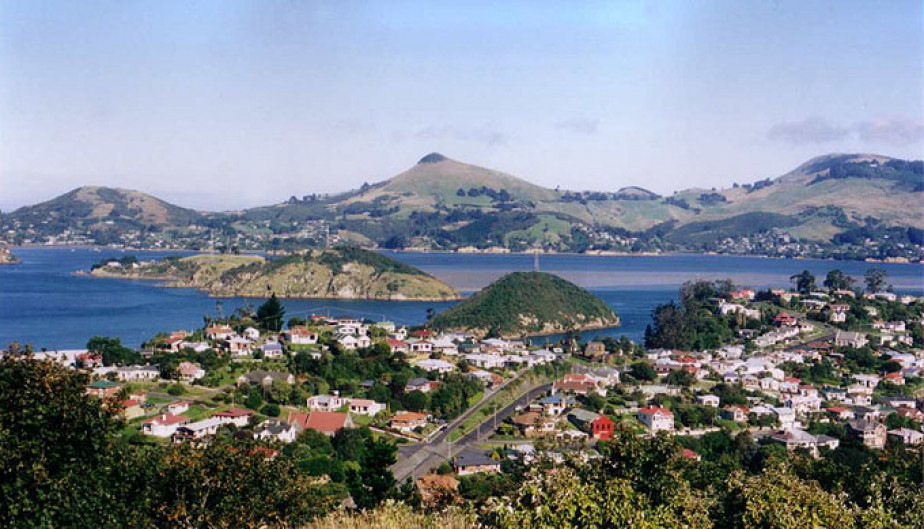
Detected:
[{"left": 418, "top": 152, "right": 449, "bottom": 164}]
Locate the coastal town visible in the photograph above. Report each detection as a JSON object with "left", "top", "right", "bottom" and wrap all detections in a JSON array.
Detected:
[{"left": 7, "top": 268, "right": 924, "bottom": 507}]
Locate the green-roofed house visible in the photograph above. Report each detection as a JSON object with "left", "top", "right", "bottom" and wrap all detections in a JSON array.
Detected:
[{"left": 87, "top": 380, "right": 122, "bottom": 398}]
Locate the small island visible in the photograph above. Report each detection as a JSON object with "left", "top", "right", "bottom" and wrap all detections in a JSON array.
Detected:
[
  {"left": 428, "top": 271, "right": 619, "bottom": 338},
  {"left": 89, "top": 247, "right": 460, "bottom": 301}
]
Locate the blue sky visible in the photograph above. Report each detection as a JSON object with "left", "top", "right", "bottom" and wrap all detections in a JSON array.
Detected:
[{"left": 1, "top": 0, "right": 921, "bottom": 211}]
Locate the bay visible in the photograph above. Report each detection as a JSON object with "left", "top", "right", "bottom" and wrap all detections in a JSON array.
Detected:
[{"left": 1, "top": 247, "right": 921, "bottom": 350}]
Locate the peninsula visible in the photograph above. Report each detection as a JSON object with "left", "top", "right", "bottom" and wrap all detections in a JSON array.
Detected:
[{"left": 89, "top": 247, "right": 460, "bottom": 301}]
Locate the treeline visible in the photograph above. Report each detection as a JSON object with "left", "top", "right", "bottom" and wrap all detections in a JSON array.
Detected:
[
  {"left": 644, "top": 280, "right": 741, "bottom": 351},
  {"left": 811, "top": 159, "right": 924, "bottom": 191},
  {"left": 0, "top": 357, "right": 373, "bottom": 527}
]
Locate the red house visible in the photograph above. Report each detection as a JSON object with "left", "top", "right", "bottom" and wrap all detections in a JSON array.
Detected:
[
  {"left": 773, "top": 312, "right": 797, "bottom": 326},
  {"left": 591, "top": 414, "right": 614, "bottom": 440}
]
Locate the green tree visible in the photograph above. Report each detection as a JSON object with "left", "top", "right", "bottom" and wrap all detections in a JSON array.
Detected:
[
  {"left": 790, "top": 270, "right": 816, "bottom": 295},
  {"left": 0, "top": 358, "right": 144, "bottom": 526},
  {"left": 87, "top": 336, "right": 142, "bottom": 366},
  {"left": 630, "top": 361, "right": 657, "bottom": 381},
  {"left": 665, "top": 369, "right": 695, "bottom": 387},
  {"left": 823, "top": 269, "right": 854, "bottom": 291},
  {"left": 245, "top": 388, "right": 264, "bottom": 410},
  {"left": 864, "top": 267, "right": 888, "bottom": 293},
  {"left": 256, "top": 293, "right": 286, "bottom": 332}
]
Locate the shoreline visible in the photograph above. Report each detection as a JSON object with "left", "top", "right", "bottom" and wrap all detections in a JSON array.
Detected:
[{"left": 12, "top": 243, "right": 922, "bottom": 265}]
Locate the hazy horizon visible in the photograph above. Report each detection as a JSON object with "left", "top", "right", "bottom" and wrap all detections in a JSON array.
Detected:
[{"left": 2, "top": 1, "right": 922, "bottom": 212}]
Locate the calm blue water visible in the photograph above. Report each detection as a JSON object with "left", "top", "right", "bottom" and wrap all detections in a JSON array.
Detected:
[{"left": 1, "top": 247, "right": 921, "bottom": 350}]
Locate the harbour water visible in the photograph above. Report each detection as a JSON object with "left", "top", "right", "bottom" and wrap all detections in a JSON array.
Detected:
[{"left": 1, "top": 247, "right": 921, "bottom": 349}]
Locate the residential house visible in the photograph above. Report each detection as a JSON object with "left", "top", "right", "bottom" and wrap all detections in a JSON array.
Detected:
[
  {"left": 204, "top": 325, "right": 235, "bottom": 341},
  {"left": 285, "top": 327, "right": 318, "bottom": 345},
  {"left": 172, "top": 417, "right": 223, "bottom": 444},
  {"left": 305, "top": 411, "right": 353, "bottom": 436},
  {"left": 225, "top": 337, "right": 253, "bottom": 356},
  {"left": 848, "top": 420, "right": 887, "bottom": 449},
  {"left": 391, "top": 411, "right": 430, "bottom": 432},
  {"left": 121, "top": 398, "right": 145, "bottom": 420},
  {"left": 769, "top": 429, "right": 839, "bottom": 457},
  {"left": 261, "top": 342, "right": 284, "bottom": 358},
  {"left": 242, "top": 327, "right": 261, "bottom": 341},
  {"left": 116, "top": 366, "right": 160, "bottom": 382},
  {"left": 307, "top": 394, "right": 346, "bottom": 412},
  {"left": 638, "top": 407, "right": 675, "bottom": 433},
  {"left": 539, "top": 394, "right": 570, "bottom": 416},
  {"left": 177, "top": 361, "right": 205, "bottom": 383},
  {"left": 721, "top": 406, "right": 749, "bottom": 423},
  {"left": 511, "top": 411, "right": 558, "bottom": 438},
  {"left": 405, "top": 377, "right": 439, "bottom": 394},
  {"left": 386, "top": 338, "right": 408, "bottom": 353},
  {"left": 697, "top": 395, "right": 720, "bottom": 407},
  {"left": 853, "top": 374, "right": 880, "bottom": 390},
  {"left": 835, "top": 331, "right": 869, "bottom": 349},
  {"left": 568, "top": 408, "right": 614, "bottom": 440},
  {"left": 415, "top": 358, "right": 455, "bottom": 373},
  {"left": 773, "top": 407, "right": 797, "bottom": 430},
  {"left": 87, "top": 380, "right": 122, "bottom": 398},
  {"left": 142, "top": 413, "right": 189, "bottom": 438},
  {"left": 583, "top": 341, "right": 607, "bottom": 359},
  {"left": 167, "top": 400, "right": 192, "bottom": 415},
  {"left": 213, "top": 408, "right": 254, "bottom": 427},
  {"left": 237, "top": 370, "right": 295, "bottom": 387},
  {"left": 454, "top": 450, "right": 501, "bottom": 476},
  {"left": 254, "top": 420, "right": 298, "bottom": 444},
  {"left": 337, "top": 334, "right": 371, "bottom": 350},
  {"left": 888, "top": 428, "right": 924, "bottom": 446},
  {"left": 348, "top": 398, "right": 386, "bottom": 417}
]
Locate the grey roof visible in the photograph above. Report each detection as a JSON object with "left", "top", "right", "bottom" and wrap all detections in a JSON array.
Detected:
[{"left": 455, "top": 450, "right": 497, "bottom": 468}]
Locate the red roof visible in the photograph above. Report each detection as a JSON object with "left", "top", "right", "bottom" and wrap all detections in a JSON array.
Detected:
[
  {"left": 392, "top": 412, "right": 429, "bottom": 422},
  {"left": 639, "top": 407, "right": 673, "bottom": 417},
  {"left": 306, "top": 411, "right": 349, "bottom": 433},
  {"left": 144, "top": 413, "right": 188, "bottom": 426},
  {"left": 681, "top": 448, "right": 700, "bottom": 459},
  {"left": 214, "top": 408, "right": 254, "bottom": 418},
  {"left": 288, "top": 411, "right": 309, "bottom": 430},
  {"left": 122, "top": 399, "right": 141, "bottom": 407}
]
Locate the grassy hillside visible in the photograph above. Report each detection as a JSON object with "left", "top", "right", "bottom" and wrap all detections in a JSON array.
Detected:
[
  {"left": 428, "top": 271, "right": 618, "bottom": 337},
  {"left": 8, "top": 186, "right": 201, "bottom": 227}
]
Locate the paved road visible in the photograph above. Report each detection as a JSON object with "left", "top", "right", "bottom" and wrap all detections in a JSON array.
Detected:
[{"left": 391, "top": 382, "right": 551, "bottom": 482}]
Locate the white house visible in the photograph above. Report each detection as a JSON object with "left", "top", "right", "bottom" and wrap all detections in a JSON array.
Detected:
[
  {"left": 772, "top": 407, "right": 797, "bottom": 430},
  {"left": 307, "top": 394, "right": 346, "bottom": 412},
  {"left": 116, "top": 366, "right": 161, "bottom": 382},
  {"left": 286, "top": 327, "right": 318, "bottom": 345},
  {"left": 835, "top": 331, "right": 868, "bottom": 349},
  {"left": 337, "top": 334, "right": 371, "bottom": 350},
  {"left": 347, "top": 398, "right": 386, "bottom": 417},
  {"left": 142, "top": 413, "right": 189, "bottom": 438},
  {"left": 415, "top": 358, "right": 456, "bottom": 373},
  {"left": 243, "top": 327, "right": 261, "bottom": 340},
  {"left": 697, "top": 395, "right": 720, "bottom": 407},
  {"left": 172, "top": 417, "right": 223, "bottom": 443},
  {"left": 254, "top": 420, "right": 298, "bottom": 444},
  {"left": 637, "top": 407, "right": 674, "bottom": 433},
  {"left": 177, "top": 361, "right": 205, "bottom": 383}
]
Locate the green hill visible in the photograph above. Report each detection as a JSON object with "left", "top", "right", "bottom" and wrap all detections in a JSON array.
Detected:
[
  {"left": 428, "top": 271, "right": 619, "bottom": 338},
  {"left": 91, "top": 247, "right": 460, "bottom": 301},
  {"left": 8, "top": 186, "right": 201, "bottom": 227}
]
